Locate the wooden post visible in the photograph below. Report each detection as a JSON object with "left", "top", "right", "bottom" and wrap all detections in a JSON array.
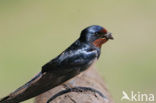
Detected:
[{"left": 35, "top": 67, "right": 114, "bottom": 103}]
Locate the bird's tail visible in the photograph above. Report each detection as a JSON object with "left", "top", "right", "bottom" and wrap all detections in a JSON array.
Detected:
[{"left": 0, "top": 72, "right": 50, "bottom": 103}]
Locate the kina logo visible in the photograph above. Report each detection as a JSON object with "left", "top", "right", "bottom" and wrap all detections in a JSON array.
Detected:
[{"left": 121, "top": 91, "right": 155, "bottom": 102}]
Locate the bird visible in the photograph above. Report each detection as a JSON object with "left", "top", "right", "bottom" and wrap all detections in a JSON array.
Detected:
[{"left": 0, "top": 25, "right": 113, "bottom": 103}]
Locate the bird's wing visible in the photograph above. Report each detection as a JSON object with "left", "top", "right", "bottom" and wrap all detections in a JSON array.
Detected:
[
  {"left": 42, "top": 48, "right": 98, "bottom": 73},
  {"left": 0, "top": 40, "right": 98, "bottom": 103},
  {"left": 0, "top": 49, "right": 97, "bottom": 103}
]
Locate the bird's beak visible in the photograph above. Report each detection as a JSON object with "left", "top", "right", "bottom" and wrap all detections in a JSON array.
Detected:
[{"left": 104, "top": 32, "right": 114, "bottom": 40}]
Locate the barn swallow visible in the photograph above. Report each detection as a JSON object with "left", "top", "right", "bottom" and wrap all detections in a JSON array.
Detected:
[{"left": 0, "top": 25, "right": 113, "bottom": 103}]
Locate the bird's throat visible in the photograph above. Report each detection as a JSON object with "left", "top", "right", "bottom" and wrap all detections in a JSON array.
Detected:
[{"left": 93, "top": 38, "right": 107, "bottom": 48}]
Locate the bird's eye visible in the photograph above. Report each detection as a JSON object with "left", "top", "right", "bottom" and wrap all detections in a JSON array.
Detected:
[{"left": 95, "top": 32, "right": 101, "bottom": 37}]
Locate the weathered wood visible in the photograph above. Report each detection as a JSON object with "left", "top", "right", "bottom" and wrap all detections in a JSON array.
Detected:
[{"left": 35, "top": 67, "right": 114, "bottom": 103}]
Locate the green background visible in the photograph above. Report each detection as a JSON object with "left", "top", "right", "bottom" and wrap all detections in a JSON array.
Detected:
[{"left": 0, "top": 0, "right": 156, "bottom": 103}]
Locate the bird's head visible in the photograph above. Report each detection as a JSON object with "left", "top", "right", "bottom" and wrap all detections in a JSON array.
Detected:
[{"left": 79, "top": 25, "right": 113, "bottom": 48}]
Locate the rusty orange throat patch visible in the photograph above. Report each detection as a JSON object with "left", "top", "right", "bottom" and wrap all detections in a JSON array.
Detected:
[{"left": 93, "top": 38, "right": 108, "bottom": 48}]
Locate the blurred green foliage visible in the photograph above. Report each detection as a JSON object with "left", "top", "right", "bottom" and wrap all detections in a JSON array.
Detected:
[{"left": 0, "top": 0, "right": 156, "bottom": 103}]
